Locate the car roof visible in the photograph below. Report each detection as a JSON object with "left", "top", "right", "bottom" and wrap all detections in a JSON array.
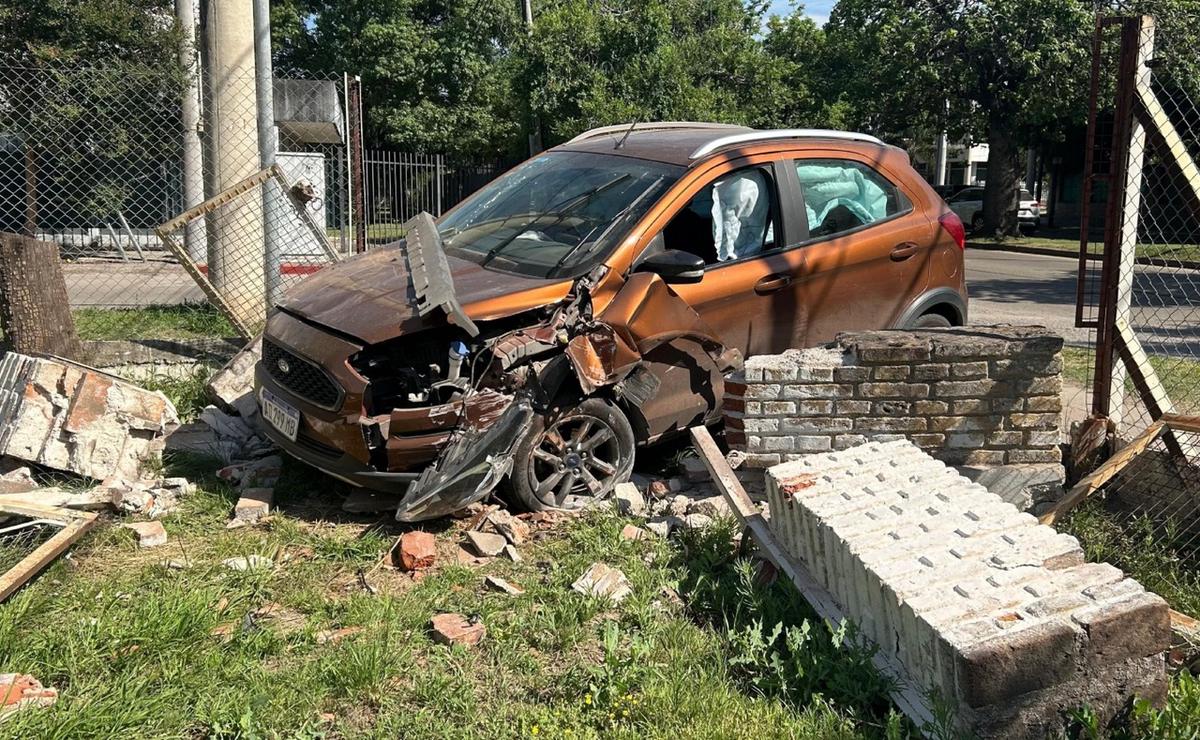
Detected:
[{"left": 553, "top": 122, "right": 894, "bottom": 167}]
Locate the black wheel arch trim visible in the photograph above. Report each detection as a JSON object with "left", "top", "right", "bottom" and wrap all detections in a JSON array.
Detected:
[{"left": 892, "top": 288, "right": 967, "bottom": 329}]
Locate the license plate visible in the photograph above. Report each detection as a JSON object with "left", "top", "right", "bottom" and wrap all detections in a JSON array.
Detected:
[{"left": 260, "top": 388, "right": 300, "bottom": 441}]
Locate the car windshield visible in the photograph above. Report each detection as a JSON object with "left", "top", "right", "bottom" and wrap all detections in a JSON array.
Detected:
[
  {"left": 439, "top": 151, "right": 682, "bottom": 279},
  {"left": 1020, "top": 189, "right": 1034, "bottom": 200}
]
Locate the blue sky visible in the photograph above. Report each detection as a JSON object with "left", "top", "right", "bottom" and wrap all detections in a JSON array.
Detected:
[{"left": 767, "top": 0, "right": 835, "bottom": 25}]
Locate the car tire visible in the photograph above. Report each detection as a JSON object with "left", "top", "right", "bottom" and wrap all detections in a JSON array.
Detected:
[
  {"left": 971, "top": 213, "right": 985, "bottom": 233},
  {"left": 504, "top": 397, "right": 636, "bottom": 512},
  {"left": 909, "top": 312, "right": 952, "bottom": 329}
]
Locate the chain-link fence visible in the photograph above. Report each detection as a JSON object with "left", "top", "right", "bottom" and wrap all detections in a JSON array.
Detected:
[
  {"left": 0, "top": 60, "right": 354, "bottom": 347},
  {"left": 1067, "top": 11, "right": 1200, "bottom": 608}
]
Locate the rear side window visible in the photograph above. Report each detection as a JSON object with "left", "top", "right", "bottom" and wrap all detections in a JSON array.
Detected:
[{"left": 794, "top": 159, "right": 911, "bottom": 239}]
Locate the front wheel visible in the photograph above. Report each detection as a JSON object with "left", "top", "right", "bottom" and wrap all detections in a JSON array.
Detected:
[
  {"left": 505, "top": 397, "right": 636, "bottom": 512},
  {"left": 971, "top": 213, "right": 985, "bottom": 232}
]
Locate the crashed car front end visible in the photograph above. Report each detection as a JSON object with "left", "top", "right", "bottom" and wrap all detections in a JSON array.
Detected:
[{"left": 255, "top": 214, "right": 600, "bottom": 521}]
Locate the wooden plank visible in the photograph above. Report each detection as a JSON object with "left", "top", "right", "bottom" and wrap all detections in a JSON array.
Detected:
[
  {"left": 688, "top": 426, "right": 936, "bottom": 732},
  {"left": 1138, "top": 83, "right": 1200, "bottom": 212},
  {"left": 1116, "top": 319, "right": 1176, "bottom": 417},
  {"left": 0, "top": 510, "right": 97, "bottom": 603},
  {"left": 1163, "top": 415, "right": 1200, "bottom": 435},
  {"left": 1040, "top": 420, "right": 1165, "bottom": 526}
]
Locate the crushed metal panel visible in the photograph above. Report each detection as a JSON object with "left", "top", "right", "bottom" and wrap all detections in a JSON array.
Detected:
[
  {"left": 595, "top": 272, "right": 736, "bottom": 369},
  {"left": 402, "top": 213, "right": 480, "bottom": 338},
  {"left": 394, "top": 395, "right": 532, "bottom": 522}
]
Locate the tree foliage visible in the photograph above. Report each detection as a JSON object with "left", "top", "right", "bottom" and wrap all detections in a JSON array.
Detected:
[
  {"left": 825, "top": 0, "right": 1093, "bottom": 235},
  {"left": 274, "top": 0, "right": 524, "bottom": 158}
]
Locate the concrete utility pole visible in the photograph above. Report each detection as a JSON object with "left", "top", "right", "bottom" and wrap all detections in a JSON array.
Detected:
[
  {"left": 253, "top": 0, "right": 283, "bottom": 308},
  {"left": 176, "top": 0, "right": 206, "bottom": 262},
  {"left": 203, "top": 0, "right": 264, "bottom": 327},
  {"left": 522, "top": 0, "right": 542, "bottom": 156}
]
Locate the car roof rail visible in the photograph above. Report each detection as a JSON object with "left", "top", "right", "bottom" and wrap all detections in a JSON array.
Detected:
[
  {"left": 565, "top": 121, "right": 746, "bottom": 145},
  {"left": 688, "top": 129, "right": 885, "bottom": 159}
]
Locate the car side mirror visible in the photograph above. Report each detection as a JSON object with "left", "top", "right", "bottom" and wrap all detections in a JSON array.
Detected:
[{"left": 634, "top": 249, "right": 705, "bottom": 284}]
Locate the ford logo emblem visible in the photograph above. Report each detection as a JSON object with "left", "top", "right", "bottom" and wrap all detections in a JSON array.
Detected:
[{"left": 277, "top": 358, "right": 290, "bottom": 374}]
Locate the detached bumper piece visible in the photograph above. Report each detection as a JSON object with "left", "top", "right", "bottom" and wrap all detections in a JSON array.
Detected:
[{"left": 395, "top": 395, "right": 533, "bottom": 522}]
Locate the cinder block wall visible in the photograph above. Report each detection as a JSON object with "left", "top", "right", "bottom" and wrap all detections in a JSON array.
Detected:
[
  {"left": 724, "top": 326, "right": 1064, "bottom": 469},
  {"left": 765, "top": 441, "right": 1168, "bottom": 737}
]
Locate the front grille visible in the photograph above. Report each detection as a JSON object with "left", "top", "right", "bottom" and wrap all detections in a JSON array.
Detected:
[{"left": 263, "top": 339, "right": 341, "bottom": 409}]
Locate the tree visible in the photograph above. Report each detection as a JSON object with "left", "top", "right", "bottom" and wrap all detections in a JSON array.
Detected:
[
  {"left": 826, "top": 0, "right": 1093, "bottom": 237},
  {"left": 273, "top": 0, "right": 524, "bottom": 159},
  {"left": 513, "top": 0, "right": 781, "bottom": 146},
  {"left": 0, "top": 233, "right": 81, "bottom": 357},
  {"left": 0, "top": 1, "right": 186, "bottom": 236}
]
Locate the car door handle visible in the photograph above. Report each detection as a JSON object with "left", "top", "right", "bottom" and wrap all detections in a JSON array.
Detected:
[
  {"left": 754, "top": 273, "right": 793, "bottom": 295},
  {"left": 890, "top": 242, "right": 919, "bottom": 261}
]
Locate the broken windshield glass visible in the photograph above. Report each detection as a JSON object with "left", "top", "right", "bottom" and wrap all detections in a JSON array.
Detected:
[{"left": 439, "top": 151, "right": 681, "bottom": 279}]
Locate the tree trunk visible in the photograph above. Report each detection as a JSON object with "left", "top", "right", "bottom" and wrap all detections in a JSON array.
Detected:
[
  {"left": 982, "top": 114, "right": 1022, "bottom": 238},
  {"left": 0, "top": 233, "right": 82, "bottom": 358}
]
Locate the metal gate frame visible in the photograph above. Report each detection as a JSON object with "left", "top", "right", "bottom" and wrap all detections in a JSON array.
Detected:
[{"left": 154, "top": 164, "right": 342, "bottom": 339}]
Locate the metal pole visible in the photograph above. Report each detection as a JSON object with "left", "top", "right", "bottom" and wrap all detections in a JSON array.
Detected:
[
  {"left": 253, "top": 0, "right": 282, "bottom": 308},
  {"left": 348, "top": 75, "right": 366, "bottom": 252},
  {"left": 176, "top": 0, "right": 206, "bottom": 263},
  {"left": 1106, "top": 15, "right": 1155, "bottom": 433}
]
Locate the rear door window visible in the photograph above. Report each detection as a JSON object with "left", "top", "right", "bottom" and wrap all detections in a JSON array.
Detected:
[{"left": 793, "top": 159, "right": 911, "bottom": 239}]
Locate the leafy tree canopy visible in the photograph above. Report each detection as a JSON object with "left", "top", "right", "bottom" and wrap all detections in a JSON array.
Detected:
[{"left": 273, "top": 0, "right": 524, "bottom": 158}]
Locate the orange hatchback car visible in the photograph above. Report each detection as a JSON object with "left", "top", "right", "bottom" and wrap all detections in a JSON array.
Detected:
[{"left": 255, "top": 123, "right": 967, "bottom": 520}]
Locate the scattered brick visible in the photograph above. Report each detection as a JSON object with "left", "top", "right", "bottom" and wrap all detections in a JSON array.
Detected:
[
  {"left": 430, "top": 613, "right": 486, "bottom": 647},
  {"left": 572, "top": 563, "right": 632, "bottom": 602},
  {"left": 465, "top": 530, "right": 507, "bottom": 557},
  {"left": 122, "top": 521, "right": 167, "bottom": 548},
  {"left": 484, "top": 575, "right": 525, "bottom": 596},
  {"left": 393, "top": 531, "right": 437, "bottom": 571}
]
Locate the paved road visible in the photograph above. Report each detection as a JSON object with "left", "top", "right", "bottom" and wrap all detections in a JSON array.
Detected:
[
  {"left": 965, "top": 250, "right": 1091, "bottom": 345},
  {"left": 966, "top": 248, "right": 1200, "bottom": 356}
]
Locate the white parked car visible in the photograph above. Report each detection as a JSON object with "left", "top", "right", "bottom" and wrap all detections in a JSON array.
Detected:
[{"left": 947, "top": 187, "right": 1041, "bottom": 231}]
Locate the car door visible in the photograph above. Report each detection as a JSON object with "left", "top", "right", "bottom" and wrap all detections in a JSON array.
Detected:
[
  {"left": 648, "top": 157, "right": 805, "bottom": 358},
  {"left": 788, "top": 154, "right": 935, "bottom": 345},
  {"left": 617, "top": 156, "right": 807, "bottom": 439}
]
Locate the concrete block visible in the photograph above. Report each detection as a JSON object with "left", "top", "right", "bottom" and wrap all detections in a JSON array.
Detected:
[{"left": 762, "top": 441, "right": 1166, "bottom": 737}]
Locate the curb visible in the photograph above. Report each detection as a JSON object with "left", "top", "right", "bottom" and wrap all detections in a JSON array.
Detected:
[{"left": 965, "top": 241, "right": 1200, "bottom": 271}]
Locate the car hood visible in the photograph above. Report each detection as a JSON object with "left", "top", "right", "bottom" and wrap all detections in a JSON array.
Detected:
[{"left": 278, "top": 244, "right": 571, "bottom": 345}]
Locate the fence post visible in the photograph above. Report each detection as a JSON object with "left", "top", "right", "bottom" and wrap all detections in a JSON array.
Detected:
[
  {"left": 347, "top": 75, "right": 366, "bottom": 253},
  {"left": 1092, "top": 16, "right": 1152, "bottom": 426},
  {"left": 1105, "top": 17, "right": 1157, "bottom": 432},
  {"left": 176, "top": 0, "right": 206, "bottom": 263},
  {"left": 253, "top": 0, "right": 283, "bottom": 309},
  {"left": 436, "top": 154, "right": 444, "bottom": 215}
]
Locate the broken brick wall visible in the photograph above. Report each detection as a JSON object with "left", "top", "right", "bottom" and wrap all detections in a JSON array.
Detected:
[
  {"left": 0, "top": 352, "right": 180, "bottom": 480},
  {"left": 724, "top": 327, "right": 1064, "bottom": 499}
]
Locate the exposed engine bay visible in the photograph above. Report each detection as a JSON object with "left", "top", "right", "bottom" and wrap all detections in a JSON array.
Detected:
[{"left": 272, "top": 213, "right": 739, "bottom": 523}]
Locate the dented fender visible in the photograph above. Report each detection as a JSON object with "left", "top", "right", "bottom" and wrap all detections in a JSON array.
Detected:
[{"left": 564, "top": 272, "right": 740, "bottom": 393}]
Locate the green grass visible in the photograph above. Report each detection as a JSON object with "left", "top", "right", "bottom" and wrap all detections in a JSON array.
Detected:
[
  {"left": 1062, "top": 346, "right": 1200, "bottom": 414},
  {"left": 73, "top": 303, "right": 238, "bottom": 341},
  {"left": 969, "top": 235, "right": 1200, "bottom": 263},
  {"left": 1060, "top": 500, "right": 1200, "bottom": 617},
  {"left": 0, "top": 456, "right": 914, "bottom": 739},
  {"left": 139, "top": 366, "right": 217, "bottom": 423}
]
